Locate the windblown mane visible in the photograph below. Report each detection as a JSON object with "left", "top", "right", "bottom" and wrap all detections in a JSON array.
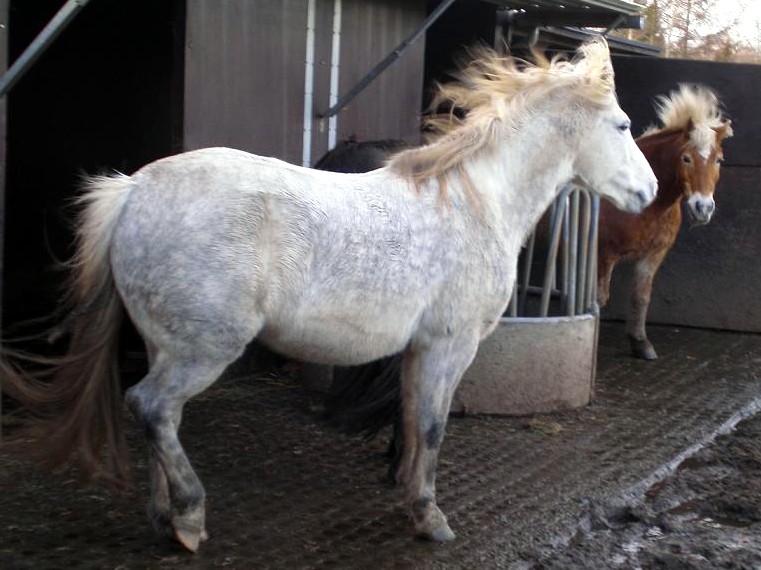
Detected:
[
  {"left": 387, "top": 37, "right": 616, "bottom": 202},
  {"left": 641, "top": 84, "right": 733, "bottom": 152}
]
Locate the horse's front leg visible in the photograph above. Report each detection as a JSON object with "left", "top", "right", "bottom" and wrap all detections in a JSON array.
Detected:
[
  {"left": 627, "top": 253, "right": 666, "bottom": 360},
  {"left": 397, "top": 333, "right": 479, "bottom": 541}
]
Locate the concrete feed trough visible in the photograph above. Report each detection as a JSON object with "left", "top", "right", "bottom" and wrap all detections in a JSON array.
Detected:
[{"left": 453, "top": 315, "right": 597, "bottom": 415}]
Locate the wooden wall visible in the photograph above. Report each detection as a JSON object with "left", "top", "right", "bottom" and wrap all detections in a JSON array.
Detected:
[{"left": 184, "top": 0, "right": 427, "bottom": 165}]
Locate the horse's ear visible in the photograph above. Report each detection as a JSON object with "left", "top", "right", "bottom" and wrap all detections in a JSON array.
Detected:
[
  {"left": 714, "top": 119, "right": 734, "bottom": 140},
  {"left": 685, "top": 117, "right": 695, "bottom": 133}
]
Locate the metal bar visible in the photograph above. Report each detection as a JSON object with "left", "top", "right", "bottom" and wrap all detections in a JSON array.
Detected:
[
  {"left": 506, "top": 10, "right": 642, "bottom": 30},
  {"left": 319, "top": 0, "right": 459, "bottom": 118},
  {"left": 576, "top": 190, "right": 591, "bottom": 314},
  {"left": 567, "top": 190, "right": 580, "bottom": 317},
  {"left": 508, "top": 284, "right": 518, "bottom": 318},
  {"left": 523, "top": 284, "right": 562, "bottom": 298},
  {"left": 560, "top": 195, "right": 570, "bottom": 314},
  {"left": 540, "top": 185, "right": 571, "bottom": 317},
  {"left": 547, "top": 201, "right": 558, "bottom": 291},
  {"left": 301, "top": 0, "right": 317, "bottom": 167},
  {"left": 0, "top": 0, "right": 92, "bottom": 98},
  {"left": 327, "top": 0, "right": 343, "bottom": 149},
  {"left": 585, "top": 195, "right": 601, "bottom": 313},
  {"left": 602, "top": 14, "right": 627, "bottom": 36},
  {"left": 519, "top": 231, "right": 536, "bottom": 316}
]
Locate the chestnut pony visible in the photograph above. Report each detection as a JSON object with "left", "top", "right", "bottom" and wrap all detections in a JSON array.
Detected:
[{"left": 597, "top": 84, "right": 732, "bottom": 360}]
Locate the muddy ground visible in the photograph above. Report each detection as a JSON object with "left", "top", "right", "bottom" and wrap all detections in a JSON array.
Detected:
[
  {"left": 528, "top": 411, "right": 761, "bottom": 569},
  {"left": 1, "top": 322, "right": 761, "bottom": 569}
]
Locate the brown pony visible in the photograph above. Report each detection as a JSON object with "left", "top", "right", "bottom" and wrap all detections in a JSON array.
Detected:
[{"left": 597, "top": 84, "right": 733, "bottom": 360}]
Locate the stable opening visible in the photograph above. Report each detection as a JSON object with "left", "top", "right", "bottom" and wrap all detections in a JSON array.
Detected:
[{"left": 3, "top": 0, "right": 182, "bottom": 365}]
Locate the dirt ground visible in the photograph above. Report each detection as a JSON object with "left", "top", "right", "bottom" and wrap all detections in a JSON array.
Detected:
[
  {"left": 1, "top": 322, "right": 761, "bottom": 569},
  {"left": 528, "top": 411, "right": 761, "bottom": 569}
]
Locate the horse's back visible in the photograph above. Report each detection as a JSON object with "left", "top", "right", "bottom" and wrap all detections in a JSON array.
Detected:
[
  {"left": 109, "top": 148, "right": 320, "bottom": 355},
  {"left": 107, "top": 148, "right": 441, "bottom": 363}
]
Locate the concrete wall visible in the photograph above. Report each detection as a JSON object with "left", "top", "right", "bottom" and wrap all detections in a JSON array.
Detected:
[{"left": 453, "top": 316, "right": 597, "bottom": 415}]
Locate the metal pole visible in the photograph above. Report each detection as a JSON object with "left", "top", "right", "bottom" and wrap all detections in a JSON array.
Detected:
[
  {"left": 519, "top": 231, "right": 536, "bottom": 316},
  {"left": 319, "top": 0, "right": 459, "bottom": 118},
  {"left": 585, "top": 195, "right": 601, "bottom": 313},
  {"left": 567, "top": 190, "right": 580, "bottom": 317},
  {"left": 576, "top": 190, "right": 591, "bottom": 314},
  {"left": 0, "top": 0, "right": 92, "bottom": 98},
  {"left": 540, "top": 185, "right": 571, "bottom": 317}
]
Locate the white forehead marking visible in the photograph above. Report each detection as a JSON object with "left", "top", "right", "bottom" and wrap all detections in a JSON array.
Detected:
[{"left": 690, "top": 124, "right": 714, "bottom": 160}]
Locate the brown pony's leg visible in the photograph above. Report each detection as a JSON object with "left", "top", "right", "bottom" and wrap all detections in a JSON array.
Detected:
[
  {"left": 627, "top": 252, "right": 667, "bottom": 360},
  {"left": 397, "top": 332, "right": 479, "bottom": 542},
  {"left": 597, "top": 253, "right": 617, "bottom": 308}
]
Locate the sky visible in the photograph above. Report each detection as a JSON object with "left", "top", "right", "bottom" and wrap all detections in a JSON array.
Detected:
[{"left": 714, "top": 0, "right": 761, "bottom": 43}]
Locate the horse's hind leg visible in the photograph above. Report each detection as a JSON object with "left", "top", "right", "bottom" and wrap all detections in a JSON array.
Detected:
[
  {"left": 397, "top": 333, "right": 479, "bottom": 541},
  {"left": 126, "top": 354, "right": 236, "bottom": 552},
  {"left": 627, "top": 253, "right": 666, "bottom": 360},
  {"left": 135, "top": 343, "right": 177, "bottom": 539}
]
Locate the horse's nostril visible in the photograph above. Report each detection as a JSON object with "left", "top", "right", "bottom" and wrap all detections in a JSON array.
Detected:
[
  {"left": 695, "top": 201, "right": 704, "bottom": 213},
  {"left": 637, "top": 190, "right": 648, "bottom": 204}
]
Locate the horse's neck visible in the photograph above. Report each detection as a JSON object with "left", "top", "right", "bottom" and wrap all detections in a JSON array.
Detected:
[
  {"left": 639, "top": 132, "right": 685, "bottom": 213},
  {"left": 467, "top": 134, "right": 574, "bottom": 240}
]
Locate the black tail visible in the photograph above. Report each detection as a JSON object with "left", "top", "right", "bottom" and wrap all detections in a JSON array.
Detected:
[{"left": 323, "top": 354, "right": 403, "bottom": 440}]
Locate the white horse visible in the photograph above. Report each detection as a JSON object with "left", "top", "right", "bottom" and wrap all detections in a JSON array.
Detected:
[{"left": 2, "top": 38, "right": 656, "bottom": 552}]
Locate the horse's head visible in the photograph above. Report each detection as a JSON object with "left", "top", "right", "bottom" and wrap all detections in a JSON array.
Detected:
[
  {"left": 565, "top": 39, "right": 657, "bottom": 214},
  {"left": 646, "top": 84, "right": 733, "bottom": 225},
  {"left": 681, "top": 116, "right": 733, "bottom": 225}
]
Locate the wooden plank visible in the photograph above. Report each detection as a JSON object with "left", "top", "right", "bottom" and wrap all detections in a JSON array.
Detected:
[
  {"left": 184, "top": 0, "right": 309, "bottom": 163},
  {"left": 335, "top": 0, "right": 426, "bottom": 144}
]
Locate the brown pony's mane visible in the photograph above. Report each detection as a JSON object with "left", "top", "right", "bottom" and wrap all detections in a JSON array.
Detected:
[
  {"left": 641, "top": 84, "right": 733, "bottom": 151},
  {"left": 387, "top": 37, "right": 616, "bottom": 202}
]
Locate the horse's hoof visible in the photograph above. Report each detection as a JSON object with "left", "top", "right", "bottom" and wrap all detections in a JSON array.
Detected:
[
  {"left": 631, "top": 342, "right": 658, "bottom": 360},
  {"left": 174, "top": 527, "right": 202, "bottom": 553},
  {"left": 171, "top": 511, "right": 207, "bottom": 553},
  {"left": 422, "top": 525, "right": 456, "bottom": 542},
  {"left": 412, "top": 501, "right": 455, "bottom": 542}
]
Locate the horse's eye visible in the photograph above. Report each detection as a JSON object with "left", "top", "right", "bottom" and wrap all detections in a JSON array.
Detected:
[
  {"left": 682, "top": 154, "right": 692, "bottom": 164},
  {"left": 617, "top": 121, "right": 631, "bottom": 132}
]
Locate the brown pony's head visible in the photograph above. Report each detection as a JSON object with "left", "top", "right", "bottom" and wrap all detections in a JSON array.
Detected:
[
  {"left": 681, "top": 116, "right": 732, "bottom": 224},
  {"left": 644, "top": 84, "right": 733, "bottom": 224}
]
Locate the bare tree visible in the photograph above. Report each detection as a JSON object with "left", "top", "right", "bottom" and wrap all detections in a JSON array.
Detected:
[{"left": 618, "top": 0, "right": 759, "bottom": 62}]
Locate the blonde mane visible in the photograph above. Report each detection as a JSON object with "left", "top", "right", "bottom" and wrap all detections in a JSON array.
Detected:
[
  {"left": 387, "top": 37, "right": 616, "bottom": 202},
  {"left": 642, "top": 84, "right": 733, "bottom": 152}
]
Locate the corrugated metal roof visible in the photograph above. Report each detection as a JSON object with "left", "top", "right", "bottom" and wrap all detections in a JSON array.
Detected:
[{"left": 482, "top": 0, "right": 645, "bottom": 17}]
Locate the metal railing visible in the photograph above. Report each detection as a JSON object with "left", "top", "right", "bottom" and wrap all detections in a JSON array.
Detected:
[{"left": 507, "top": 184, "right": 599, "bottom": 318}]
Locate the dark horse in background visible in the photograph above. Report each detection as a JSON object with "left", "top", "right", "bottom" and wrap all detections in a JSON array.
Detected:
[{"left": 321, "top": 83, "right": 732, "bottom": 477}]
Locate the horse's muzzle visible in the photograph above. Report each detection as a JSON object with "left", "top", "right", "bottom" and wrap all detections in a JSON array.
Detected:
[
  {"left": 631, "top": 180, "right": 657, "bottom": 212},
  {"left": 688, "top": 196, "right": 715, "bottom": 225}
]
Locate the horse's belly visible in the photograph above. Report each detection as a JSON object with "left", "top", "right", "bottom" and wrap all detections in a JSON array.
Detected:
[{"left": 259, "top": 310, "right": 413, "bottom": 366}]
